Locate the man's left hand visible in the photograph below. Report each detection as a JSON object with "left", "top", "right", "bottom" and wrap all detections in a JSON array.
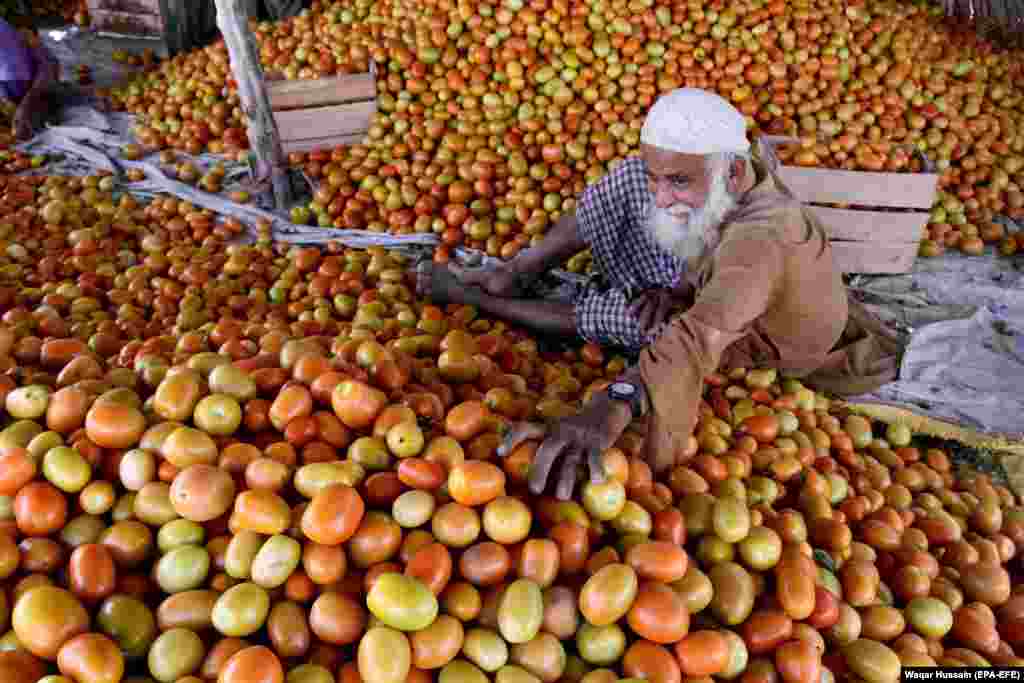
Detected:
[
  {"left": 498, "top": 395, "right": 633, "bottom": 500},
  {"left": 629, "top": 289, "right": 676, "bottom": 336}
]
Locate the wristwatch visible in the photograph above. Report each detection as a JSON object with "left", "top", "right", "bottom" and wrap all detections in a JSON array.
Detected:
[{"left": 607, "top": 381, "right": 646, "bottom": 419}]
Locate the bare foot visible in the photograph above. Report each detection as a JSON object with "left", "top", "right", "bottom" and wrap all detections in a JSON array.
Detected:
[{"left": 417, "top": 261, "right": 475, "bottom": 305}]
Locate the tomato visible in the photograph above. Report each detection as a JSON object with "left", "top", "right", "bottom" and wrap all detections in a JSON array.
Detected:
[
  {"left": 12, "top": 586, "right": 90, "bottom": 659},
  {"left": 674, "top": 630, "right": 729, "bottom": 677},
  {"left": 627, "top": 582, "right": 690, "bottom": 644},
  {"left": 301, "top": 484, "right": 365, "bottom": 545}
]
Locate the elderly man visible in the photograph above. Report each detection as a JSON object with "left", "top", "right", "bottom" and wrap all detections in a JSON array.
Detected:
[{"left": 418, "top": 88, "right": 904, "bottom": 499}]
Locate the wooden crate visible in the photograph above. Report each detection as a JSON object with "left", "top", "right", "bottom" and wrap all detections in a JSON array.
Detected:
[
  {"left": 89, "top": 8, "right": 165, "bottom": 37},
  {"left": 758, "top": 136, "right": 939, "bottom": 275},
  {"left": 86, "top": 0, "right": 161, "bottom": 14},
  {"left": 268, "top": 66, "right": 377, "bottom": 155}
]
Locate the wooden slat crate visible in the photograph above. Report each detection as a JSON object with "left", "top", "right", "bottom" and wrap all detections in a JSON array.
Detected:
[
  {"left": 268, "top": 66, "right": 377, "bottom": 155},
  {"left": 86, "top": 0, "right": 161, "bottom": 14},
  {"left": 758, "top": 136, "right": 940, "bottom": 275},
  {"left": 89, "top": 8, "right": 165, "bottom": 37}
]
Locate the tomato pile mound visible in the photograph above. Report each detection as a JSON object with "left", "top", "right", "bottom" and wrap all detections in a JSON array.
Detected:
[
  {"left": 0, "top": 170, "right": 1023, "bottom": 683},
  {"left": 100, "top": 0, "right": 1024, "bottom": 260},
  {"left": 0, "top": 0, "right": 85, "bottom": 27}
]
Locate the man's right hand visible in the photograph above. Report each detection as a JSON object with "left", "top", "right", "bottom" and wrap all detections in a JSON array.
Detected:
[{"left": 449, "top": 260, "right": 530, "bottom": 298}]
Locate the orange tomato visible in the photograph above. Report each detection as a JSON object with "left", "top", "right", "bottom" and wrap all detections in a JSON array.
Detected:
[
  {"left": 627, "top": 582, "right": 691, "bottom": 644},
  {"left": 0, "top": 447, "right": 36, "bottom": 496},
  {"left": 397, "top": 458, "right": 446, "bottom": 490},
  {"left": 623, "top": 640, "right": 682, "bottom": 683},
  {"left": 675, "top": 630, "right": 730, "bottom": 677},
  {"left": 347, "top": 511, "right": 402, "bottom": 569},
  {"left": 741, "top": 610, "right": 794, "bottom": 655},
  {"left": 516, "top": 538, "right": 560, "bottom": 588},
  {"left": 775, "top": 564, "right": 816, "bottom": 621},
  {"left": 14, "top": 481, "right": 68, "bottom": 536},
  {"left": 170, "top": 463, "right": 236, "bottom": 522},
  {"left": 68, "top": 544, "right": 117, "bottom": 602},
  {"left": 458, "top": 541, "right": 511, "bottom": 587},
  {"left": 218, "top": 645, "right": 284, "bottom": 683},
  {"left": 774, "top": 639, "right": 821, "bottom": 683},
  {"left": 303, "top": 541, "right": 348, "bottom": 586},
  {"left": 231, "top": 489, "right": 292, "bottom": 535},
  {"left": 309, "top": 591, "right": 367, "bottom": 646},
  {"left": 269, "top": 382, "right": 314, "bottom": 431},
  {"left": 444, "top": 400, "right": 493, "bottom": 441},
  {"left": 301, "top": 484, "right": 366, "bottom": 545},
  {"left": 625, "top": 541, "right": 689, "bottom": 583},
  {"left": 0, "top": 651, "right": 47, "bottom": 683},
  {"left": 57, "top": 633, "right": 125, "bottom": 683},
  {"left": 85, "top": 400, "right": 146, "bottom": 448},
  {"left": 332, "top": 380, "right": 388, "bottom": 429},
  {"left": 447, "top": 461, "right": 505, "bottom": 507},
  {"left": 404, "top": 542, "right": 453, "bottom": 596},
  {"left": 46, "top": 385, "right": 91, "bottom": 434}
]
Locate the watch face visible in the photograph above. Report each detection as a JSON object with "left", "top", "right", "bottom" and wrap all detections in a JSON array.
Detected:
[{"left": 610, "top": 382, "right": 636, "bottom": 396}]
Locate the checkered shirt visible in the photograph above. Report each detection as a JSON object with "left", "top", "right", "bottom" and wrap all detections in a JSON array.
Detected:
[{"left": 574, "top": 157, "right": 687, "bottom": 352}]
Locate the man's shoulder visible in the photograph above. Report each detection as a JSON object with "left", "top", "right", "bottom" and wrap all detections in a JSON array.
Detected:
[
  {"left": 728, "top": 187, "right": 810, "bottom": 244},
  {"left": 739, "top": 173, "right": 808, "bottom": 221}
]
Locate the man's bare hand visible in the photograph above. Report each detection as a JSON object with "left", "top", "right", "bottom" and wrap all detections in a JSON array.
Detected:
[
  {"left": 629, "top": 289, "right": 675, "bottom": 336},
  {"left": 449, "top": 260, "right": 529, "bottom": 298},
  {"left": 629, "top": 280, "right": 696, "bottom": 337},
  {"left": 497, "top": 396, "right": 632, "bottom": 500}
]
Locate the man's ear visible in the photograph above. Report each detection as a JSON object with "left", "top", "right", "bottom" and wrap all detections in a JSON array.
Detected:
[{"left": 728, "top": 158, "right": 747, "bottom": 194}]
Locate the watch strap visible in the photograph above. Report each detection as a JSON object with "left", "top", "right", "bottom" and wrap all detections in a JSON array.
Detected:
[{"left": 609, "top": 382, "right": 645, "bottom": 419}]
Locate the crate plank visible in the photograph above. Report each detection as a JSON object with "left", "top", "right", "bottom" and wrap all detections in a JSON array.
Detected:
[
  {"left": 777, "top": 166, "right": 939, "bottom": 209},
  {"left": 830, "top": 241, "right": 919, "bottom": 275},
  {"left": 758, "top": 135, "right": 939, "bottom": 210},
  {"left": 268, "top": 73, "right": 376, "bottom": 111},
  {"left": 87, "top": 0, "right": 162, "bottom": 14},
  {"left": 281, "top": 133, "right": 367, "bottom": 155},
  {"left": 90, "top": 8, "right": 165, "bottom": 36},
  {"left": 810, "top": 206, "right": 928, "bottom": 243},
  {"left": 274, "top": 100, "right": 377, "bottom": 143}
]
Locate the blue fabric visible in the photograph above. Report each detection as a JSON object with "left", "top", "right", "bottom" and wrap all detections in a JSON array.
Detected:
[
  {"left": 0, "top": 80, "right": 31, "bottom": 101},
  {"left": 0, "top": 19, "right": 35, "bottom": 101}
]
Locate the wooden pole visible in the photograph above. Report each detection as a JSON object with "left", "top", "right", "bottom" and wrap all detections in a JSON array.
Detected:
[
  {"left": 214, "top": 0, "right": 294, "bottom": 209},
  {"left": 157, "top": 0, "right": 186, "bottom": 56}
]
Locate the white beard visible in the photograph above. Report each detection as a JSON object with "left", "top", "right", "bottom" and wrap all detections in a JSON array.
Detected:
[{"left": 645, "top": 167, "right": 737, "bottom": 264}]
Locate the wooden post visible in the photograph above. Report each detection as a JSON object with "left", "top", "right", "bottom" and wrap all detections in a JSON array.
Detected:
[
  {"left": 156, "top": 0, "right": 187, "bottom": 56},
  {"left": 214, "top": 0, "right": 295, "bottom": 209}
]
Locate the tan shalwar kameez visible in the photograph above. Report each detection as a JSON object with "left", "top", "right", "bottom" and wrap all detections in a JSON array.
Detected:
[{"left": 638, "top": 164, "right": 905, "bottom": 468}]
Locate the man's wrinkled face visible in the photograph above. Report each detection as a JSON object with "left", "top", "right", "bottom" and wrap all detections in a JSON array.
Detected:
[{"left": 639, "top": 144, "right": 739, "bottom": 263}]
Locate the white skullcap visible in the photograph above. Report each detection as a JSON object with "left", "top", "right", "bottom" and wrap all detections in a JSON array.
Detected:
[{"left": 640, "top": 88, "right": 750, "bottom": 156}]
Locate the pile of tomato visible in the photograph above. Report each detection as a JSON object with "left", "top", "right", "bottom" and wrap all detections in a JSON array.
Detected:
[{"left": 0, "top": 170, "right": 1022, "bottom": 683}]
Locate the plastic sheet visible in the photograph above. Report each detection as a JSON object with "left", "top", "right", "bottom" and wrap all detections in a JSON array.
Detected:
[
  {"left": 15, "top": 102, "right": 441, "bottom": 251},
  {"left": 845, "top": 239, "right": 1024, "bottom": 439},
  {"left": 849, "top": 302, "right": 1024, "bottom": 439}
]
